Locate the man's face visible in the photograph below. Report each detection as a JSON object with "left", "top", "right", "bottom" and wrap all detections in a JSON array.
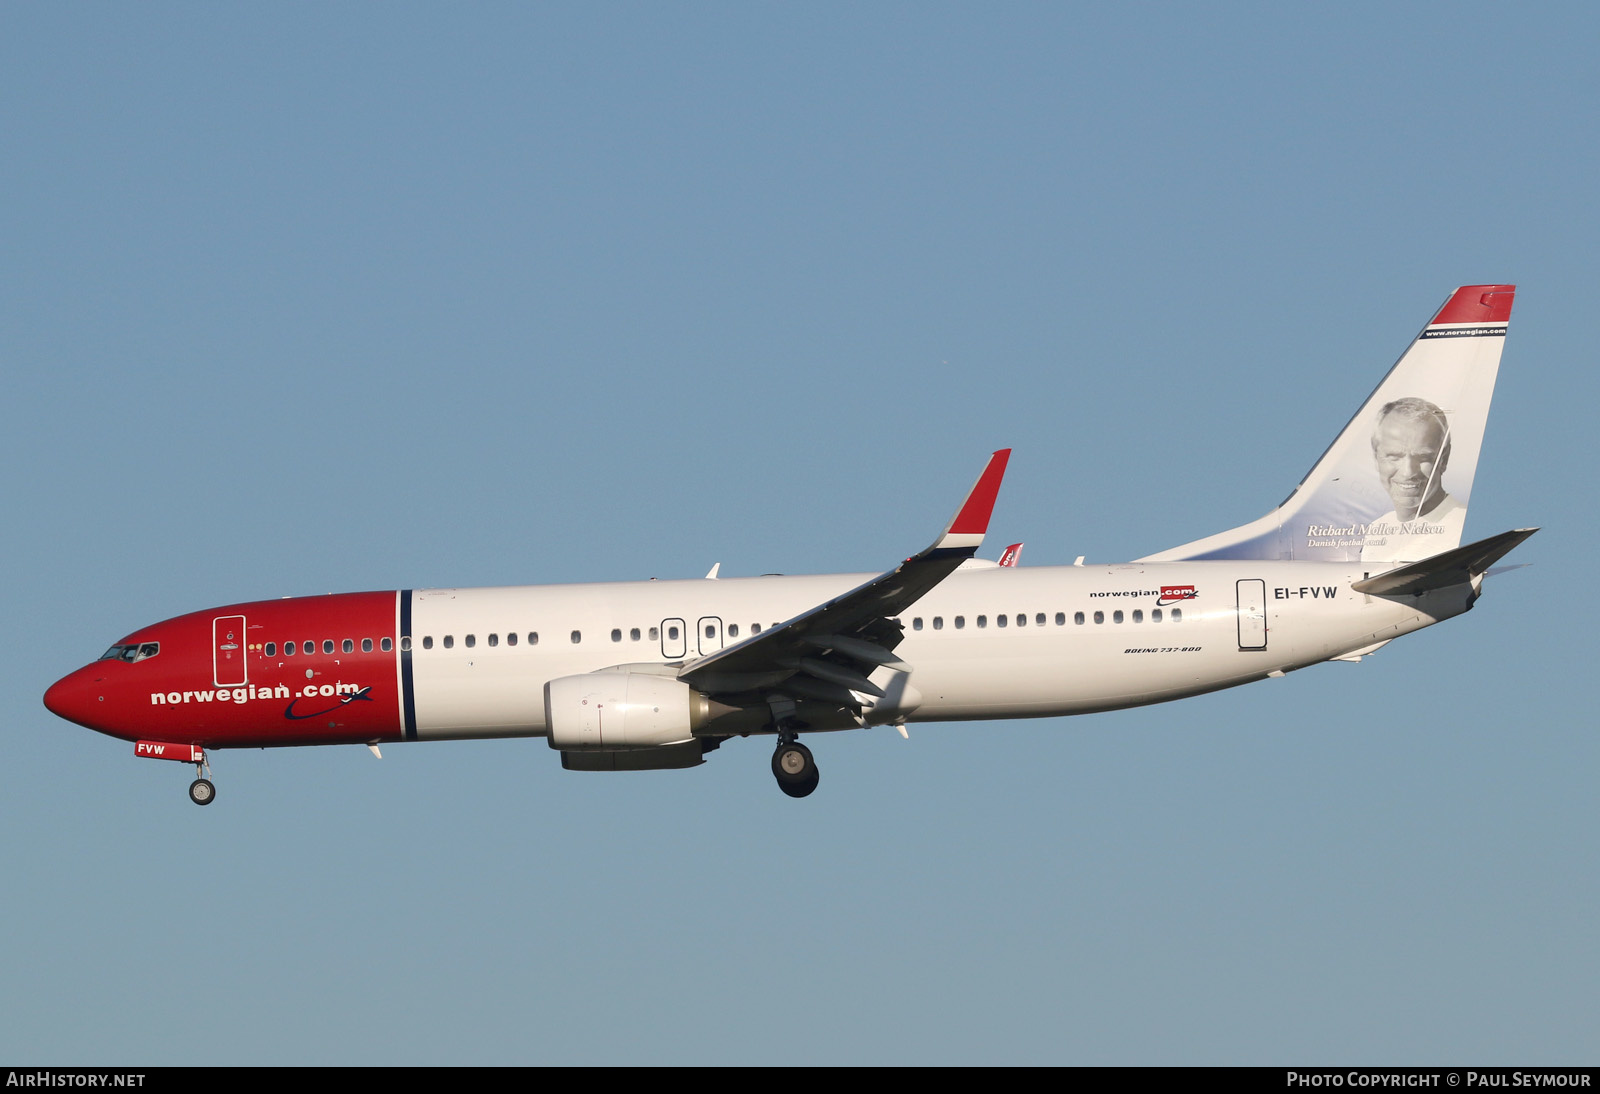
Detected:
[{"left": 1373, "top": 414, "right": 1450, "bottom": 521}]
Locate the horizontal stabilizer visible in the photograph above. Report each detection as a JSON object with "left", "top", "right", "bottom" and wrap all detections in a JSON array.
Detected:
[{"left": 1352, "top": 527, "right": 1538, "bottom": 597}]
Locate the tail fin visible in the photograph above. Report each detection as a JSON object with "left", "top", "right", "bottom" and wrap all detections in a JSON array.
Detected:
[{"left": 1140, "top": 285, "right": 1515, "bottom": 564}]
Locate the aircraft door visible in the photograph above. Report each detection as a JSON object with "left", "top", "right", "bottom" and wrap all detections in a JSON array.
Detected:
[
  {"left": 1236, "top": 580, "right": 1267, "bottom": 650},
  {"left": 213, "top": 614, "right": 248, "bottom": 686},
  {"left": 697, "top": 616, "right": 723, "bottom": 656},
  {"left": 661, "top": 618, "right": 686, "bottom": 659}
]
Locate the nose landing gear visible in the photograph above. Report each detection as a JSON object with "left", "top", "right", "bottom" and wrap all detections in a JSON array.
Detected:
[
  {"left": 188, "top": 756, "right": 216, "bottom": 806},
  {"left": 134, "top": 740, "right": 216, "bottom": 806}
]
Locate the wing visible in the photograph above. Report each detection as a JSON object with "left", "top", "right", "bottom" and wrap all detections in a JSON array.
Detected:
[{"left": 680, "top": 449, "right": 1010, "bottom": 713}]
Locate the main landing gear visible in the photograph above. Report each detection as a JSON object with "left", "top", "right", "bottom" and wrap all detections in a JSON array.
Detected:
[
  {"left": 772, "top": 738, "right": 820, "bottom": 798},
  {"left": 765, "top": 696, "right": 819, "bottom": 798}
]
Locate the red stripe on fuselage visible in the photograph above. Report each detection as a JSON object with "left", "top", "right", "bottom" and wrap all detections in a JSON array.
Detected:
[{"left": 50, "top": 591, "right": 403, "bottom": 749}]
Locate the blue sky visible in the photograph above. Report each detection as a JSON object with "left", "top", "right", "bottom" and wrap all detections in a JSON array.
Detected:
[{"left": 3, "top": 3, "right": 1595, "bottom": 1064}]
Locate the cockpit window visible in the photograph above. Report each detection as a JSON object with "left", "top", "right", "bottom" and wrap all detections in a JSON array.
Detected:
[{"left": 99, "top": 642, "right": 160, "bottom": 663}]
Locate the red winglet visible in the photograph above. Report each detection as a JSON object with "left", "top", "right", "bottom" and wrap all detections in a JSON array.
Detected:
[
  {"left": 1430, "top": 284, "right": 1515, "bottom": 326},
  {"left": 948, "top": 449, "right": 1011, "bottom": 536}
]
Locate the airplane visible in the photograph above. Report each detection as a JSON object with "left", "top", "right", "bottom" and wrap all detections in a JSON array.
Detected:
[{"left": 43, "top": 285, "right": 1535, "bottom": 805}]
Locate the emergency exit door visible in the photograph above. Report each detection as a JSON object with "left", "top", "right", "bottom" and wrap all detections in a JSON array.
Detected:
[{"left": 1236, "top": 580, "right": 1267, "bottom": 650}]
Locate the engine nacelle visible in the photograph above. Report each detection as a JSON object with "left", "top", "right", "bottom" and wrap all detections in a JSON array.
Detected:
[{"left": 544, "top": 671, "right": 716, "bottom": 751}]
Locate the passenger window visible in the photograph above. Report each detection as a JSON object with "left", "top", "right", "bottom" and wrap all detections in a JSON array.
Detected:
[
  {"left": 611, "top": 629, "right": 622, "bottom": 643},
  {"left": 1036, "top": 613, "right": 1046, "bottom": 626},
  {"left": 529, "top": 632, "right": 540, "bottom": 645},
  {"left": 955, "top": 616, "right": 965, "bottom": 629},
  {"left": 400, "top": 637, "right": 410, "bottom": 652},
  {"left": 506, "top": 632, "right": 517, "bottom": 646},
  {"left": 977, "top": 615, "right": 988, "bottom": 628},
  {"left": 728, "top": 624, "right": 739, "bottom": 638},
  {"left": 751, "top": 624, "right": 761, "bottom": 634},
  {"left": 382, "top": 637, "right": 392, "bottom": 651},
  {"left": 466, "top": 635, "right": 476, "bottom": 648},
  {"left": 1132, "top": 610, "right": 1143, "bottom": 623},
  {"left": 488, "top": 634, "right": 498, "bottom": 647},
  {"left": 1074, "top": 612, "right": 1085, "bottom": 625},
  {"left": 323, "top": 640, "right": 335, "bottom": 654},
  {"left": 265, "top": 642, "right": 276, "bottom": 656},
  {"left": 1113, "top": 610, "right": 1124, "bottom": 624},
  {"left": 1094, "top": 611, "right": 1104, "bottom": 624},
  {"left": 933, "top": 617, "right": 943, "bottom": 630},
  {"left": 649, "top": 627, "right": 659, "bottom": 640},
  {"left": 631, "top": 628, "right": 641, "bottom": 641},
  {"left": 1172, "top": 608, "right": 1183, "bottom": 623},
  {"left": 304, "top": 640, "right": 314, "bottom": 654},
  {"left": 1057, "top": 612, "right": 1067, "bottom": 625},
  {"left": 1152, "top": 608, "right": 1163, "bottom": 622},
  {"left": 668, "top": 625, "right": 679, "bottom": 640},
  {"left": 571, "top": 631, "right": 581, "bottom": 644},
  {"left": 443, "top": 635, "right": 454, "bottom": 649},
  {"left": 704, "top": 624, "right": 715, "bottom": 639},
  {"left": 995, "top": 614, "right": 1006, "bottom": 628},
  {"left": 342, "top": 639, "right": 354, "bottom": 653},
  {"left": 913, "top": 618, "right": 923, "bottom": 631},
  {"left": 362, "top": 638, "right": 373, "bottom": 652},
  {"left": 1016, "top": 614, "right": 1026, "bottom": 627},
  {"left": 285, "top": 642, "right": 296, "bottom": 655},
  {"left": 423, "top": 636, "right": 433, "bottom": 650}
]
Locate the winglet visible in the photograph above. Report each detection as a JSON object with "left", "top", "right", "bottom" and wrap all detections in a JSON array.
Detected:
[
  {"left": 934, "top": 449, "right": 1011, "bottom": 552},
  {"left": 998, "top": 543, "right": 1024, "bottom": 567}
]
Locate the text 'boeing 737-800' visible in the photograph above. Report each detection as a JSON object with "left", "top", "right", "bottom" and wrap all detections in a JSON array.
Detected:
[{"left": 44, "top": 285, "right": 1535, "bottom": 804}]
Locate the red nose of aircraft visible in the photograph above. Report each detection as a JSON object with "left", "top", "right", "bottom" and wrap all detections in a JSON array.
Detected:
[{"left": 43, "top": 665, "right": 106, "bottom": 730}]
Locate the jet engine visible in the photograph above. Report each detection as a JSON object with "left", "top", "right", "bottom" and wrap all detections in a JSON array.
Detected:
[{"left": 544, "top": 671, "right": 718, "bottom": 751}]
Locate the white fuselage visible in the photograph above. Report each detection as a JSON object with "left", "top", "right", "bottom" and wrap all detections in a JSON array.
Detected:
[{"left": 404, "top": 561, "right": 1468, "bottom": 741}]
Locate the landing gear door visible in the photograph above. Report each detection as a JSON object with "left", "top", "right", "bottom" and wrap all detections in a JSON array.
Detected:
[
  {"left": 1236, "top": 580, "right": 1267, "bottom": 650},
  {"left": 214, "top": 614, "right": 248, "bottom": 687},
  {"left": 661, "top": 618, "right": 687, "bottom": 660}
]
